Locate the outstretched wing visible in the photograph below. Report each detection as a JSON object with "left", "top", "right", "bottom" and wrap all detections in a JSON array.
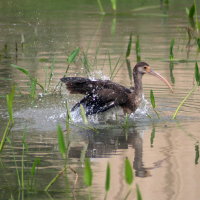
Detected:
[
  {"left": 61, "top": 77, "right": 132, "bottom": 115},
  {"left": 60, "top": 77, "right": 132, "bottom": 95}
]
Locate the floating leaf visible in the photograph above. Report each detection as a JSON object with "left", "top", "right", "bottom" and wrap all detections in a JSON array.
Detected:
[
  {"left": 66, "top": 48, "right": 80, "bottom": 64},
  {"left": 105, "top": 162, "right": 111, "bottom": 191},
  {"left": 84, "top": 158, "right": 93, "bottom": 187},
  {"left": 126, "top": 33, "right": 132, "bottom": 58},
  {"left": 136, "top": 184, "right": 143, "bottom": 200},
  {"left": 124, "top": 157, "right": 133, "bottom": 185},
  {"left": 150, "top": 90, "right": 156, "bottom": 109},
  {"left": 57, "top": 124, "right": 66, "bottom": 158}
]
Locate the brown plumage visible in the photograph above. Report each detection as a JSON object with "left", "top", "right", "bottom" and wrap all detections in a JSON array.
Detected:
[{"left": 61, "top": 62, "right": 173, "bottom": 115}]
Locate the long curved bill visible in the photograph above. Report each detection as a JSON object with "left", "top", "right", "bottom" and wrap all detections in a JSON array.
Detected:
[{"left": 148, "top": 69, "right": 173, "bottom": 93}]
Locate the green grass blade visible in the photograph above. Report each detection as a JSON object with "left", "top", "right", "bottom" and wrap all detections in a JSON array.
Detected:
[
  {"left": 136, "top": 184, "right": 143, "bottom": 200},
  {"left": 126, "top": 33, "right": 132, "bottom": 58},
  {"left": 66, "top": 101, "right": 72, "bottom": 121},
  {"left": 29, "top": 78, "right": 37, "bottom": 98},
  {"left": 189, "top": 4, "right": 195, "bottom": 19},
  {"left": 195, "top": 143, "right": 199, "bottom": 164},
  {"left": 111, "top": 17, "right": 116, "bottom": 35},
  {"left": 110, "top": 0, "right": 117, "bottom": 11},
  {"left": 132, "top": 5, "right": 160, "bottom": 12},
  {"left": 0, "top": 120, "right": 11, "bottom": 152},
  {"left": 6, "top": 86, "right": 15, "bottom": 123},
  {"left": 126, "top": 59, "right": 132, "bottom": 83},
  {"left": 196, "top": 38, "right": 200, "bottom": 49},
  {"left": 150, "top": 127, "right": 156, "bottom": 147},
  {"left": 84, "top": 158, "right": 93, "bottom": 187},
  {"left": 195, "top": 62, "right": 200, "bottom": 85},
  {"left": 150, "top": 90, "right": 156, "bottom": 109},
  {"left": 169, "top": 61, "right": 175, "bottom": 84},
  {"left": 44, "top": 167, "right": 66, "bottom": 191},
  {"left": 80, "top": 105, "right": 88, "bottom": 124},
  {"left": 31, "top": 158, "right": 41, "bottom": 176},
  {"left": 10, "top": 64, "right": 30, "bottom": 76},
  {"left": 186, "top": 7, "right": 190, "bottom": 16},
  {"left": 136, "top": 36, "right": 141, "bottom": 62},
  {"left": 124, "top": 157, "right": 133, "bottom": 185},
  {"left": 57, "top": 124, "right": 66, "bottom": 159},
  {"left": 97, "top": 0, "right": 105, "bottom": 15},
  {"left": 105, "top": 162, "right": 111, "bottom": 191},
  {"left": 172, "top": 85, "right": 197, "bottom": 119},
  {"left": 67, "top": 48, "right": 80, "bottom": 64},
  {"left": 170, "top": 39, "right": 175, "bottom": 60}
]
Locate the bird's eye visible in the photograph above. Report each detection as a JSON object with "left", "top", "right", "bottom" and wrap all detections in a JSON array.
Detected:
[{"left": 144, "top": 66, "right": 147, "bottom": 70}]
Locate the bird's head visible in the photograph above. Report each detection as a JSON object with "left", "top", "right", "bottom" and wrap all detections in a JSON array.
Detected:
[{"left": 133, "top": 62, "right": 173, "bottom": 92}]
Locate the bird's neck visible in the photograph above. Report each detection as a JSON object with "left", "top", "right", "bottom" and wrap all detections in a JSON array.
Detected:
[{"left": 133, "top": 72, "right": 143, "bottom": 98}]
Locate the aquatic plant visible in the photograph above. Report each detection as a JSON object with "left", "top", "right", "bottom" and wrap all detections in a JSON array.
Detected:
[
  {"left": 65, "top": 47, "right": 80, "bottom": 74},
  {"left": 84, "top": 158, "right": 93, "bottom": 187},
  {"left": 185, "top": 1, "right": 200, "bottom": 48},
  {"left": 124, "top": 157, "right": 134, "bottom": 200},
  {"left": 172, "top": 62, "right": 199, "bottom": 119},
  {"left": 136, "top": 184, "right": 143, "bottom": 200},
  {"left": 169, "top": 39, "right": 175, "bottom": 60},
  {"left": 11, "top": 64, "right": 45, "bottom": 98},
  {"left": 104, "top": 162, "right": 111, "bottom": 200},
  {"left": 45, "top": 124, "right": 69, "bottom": 191},
  {"left": 195, "top": 143, "right": 199, "bottom": 164},
  {"left": 44, "top": 59, "right": 55, "bottom": 92},
  {"left": 29, "top": 158, "right": 41, "bottom": 190},
  {"left": 108, "top": 52, "right": 122, "bottom": 80},
  {"left": 80, "top": 105, "right": 88, "bottom": 124},
  {"left": 110, "top": 0, "right": 117, "bottom": 12},
  {"left": 54, "top": 48, "right": 80, "bottom": 93},
  {"left": 135, "top": 36, "right": 141, "bottom": 62},
  {"left": 150, "top": 90, "right": 160, "bottom": 119},
  {"left": 97, "top": 0, "right": 105, "bottom": 15},
  {"left": 124, "top": 157, "right": 133, "bottom": 185},
  {"left": 57, "top": 124, "right": 67, "bottom": 159},
  {"left": 126, "top": 33, "right": 133, "bottom": 58},
  {"left": 195, "top": 62, "right": 200, "bottom": 85},
  {"left": 150, "top": 127, "right": 156, "bottom": 147},
  {"left": 0, "top": 87, "right": 15, "bottom": 152},
  {"left": 169, "top": 61, "right": 175, "bottom": 84}
]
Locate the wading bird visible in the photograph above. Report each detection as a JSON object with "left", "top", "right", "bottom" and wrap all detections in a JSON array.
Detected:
[{"left": 61, "top": 62, "right": 173, "bottom": 115}]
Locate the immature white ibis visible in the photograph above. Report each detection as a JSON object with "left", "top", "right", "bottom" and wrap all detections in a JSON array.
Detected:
[{"left": 61, "top": 62, "right": 173, "bottom": 115}]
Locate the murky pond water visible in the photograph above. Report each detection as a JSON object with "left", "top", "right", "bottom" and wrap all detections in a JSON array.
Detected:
[{"left": 1, "top": 0, "right": 200, "bottom": 199}]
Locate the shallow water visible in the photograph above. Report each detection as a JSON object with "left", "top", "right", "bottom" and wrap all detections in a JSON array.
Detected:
[{"left": 0, "top": 0, "right": 200, "bottom": 199}]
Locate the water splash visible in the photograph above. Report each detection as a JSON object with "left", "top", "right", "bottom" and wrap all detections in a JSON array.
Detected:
[{"left": 130, "top": 95, "right": 150, "bottom": 120}]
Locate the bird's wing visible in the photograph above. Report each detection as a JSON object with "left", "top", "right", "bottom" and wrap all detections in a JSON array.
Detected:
[
  {"left": 60, "top": 77, "right": 132, "bottom": 95},
  {"left": 72, "top": 88, "right": 129, "bottom": 115},
  {"left": 61, "top": 77, "right": 131, "bottom": 115}
]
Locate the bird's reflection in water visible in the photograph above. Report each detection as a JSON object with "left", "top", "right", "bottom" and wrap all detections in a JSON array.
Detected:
[{"left": 69, "top": 124, "right": 151, "bottom": 178}]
